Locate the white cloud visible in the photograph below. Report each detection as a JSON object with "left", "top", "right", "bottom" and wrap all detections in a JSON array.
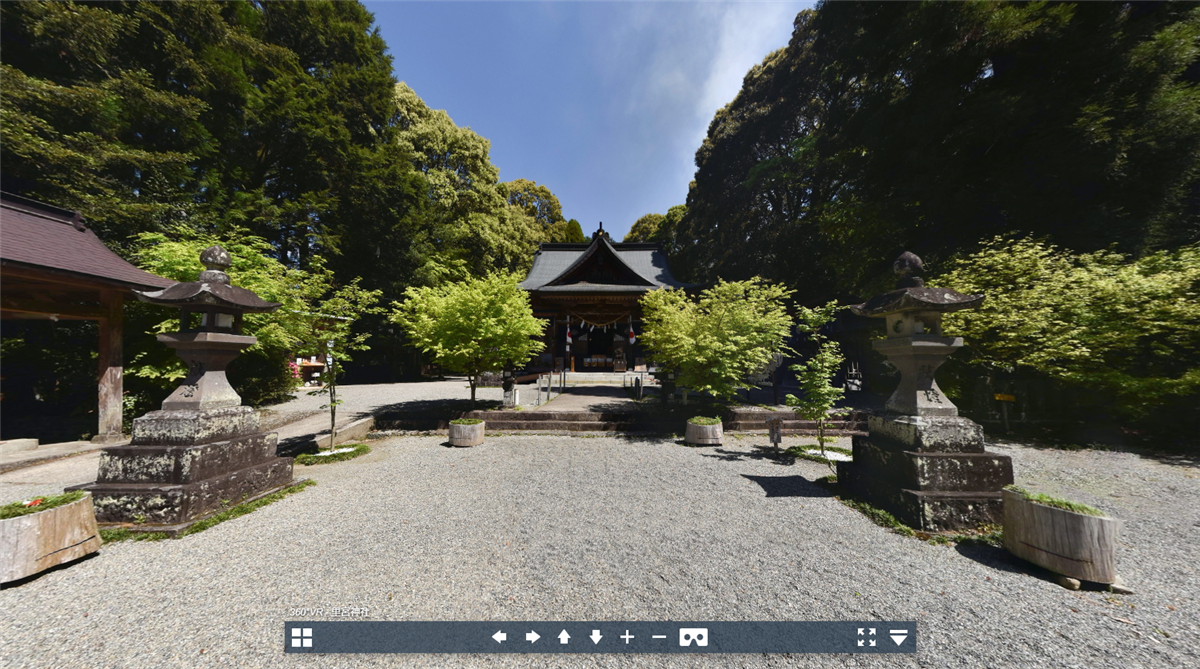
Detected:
[{"left": 602, "top": 2, "right": 809, "bottom": 212}]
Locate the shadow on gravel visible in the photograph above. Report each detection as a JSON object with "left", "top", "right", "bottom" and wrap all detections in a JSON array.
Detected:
[
  {"left": 696, "top": 445, "right": 796, "bottom": 465},
  {"left": 953, "top": 543, "right": 1065, "bottom": 586},
  {"left": 741, "top": 474, "right": 834, "bottom": 498},
  {"left": 0, "top": 551, "right": 100, "bottom": 589}
]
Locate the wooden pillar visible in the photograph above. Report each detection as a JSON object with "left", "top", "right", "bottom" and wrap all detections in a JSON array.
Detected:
[{"left": 95, "top": 291, "right": 124, "bottom": 443}]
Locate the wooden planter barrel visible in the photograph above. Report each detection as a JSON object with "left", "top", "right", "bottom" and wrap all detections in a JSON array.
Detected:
[
  {"left": 449, "top": 421, "right": 485, "bottom": 447},
  {"left": 685, "top": 421, "right": 723, "bottom": 445},
  {"left": 1, "top": 492, "right": 102, "bottom": 583},
  {"left": 1002, "top": 488, "right": 1122, "bottom": 584}
]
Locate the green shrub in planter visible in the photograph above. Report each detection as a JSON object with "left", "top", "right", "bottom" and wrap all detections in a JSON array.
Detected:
[
  {"left": 1, "top": 491, "right": 85, "bottom": 520},
  {"left": 449, "top": 418, "right": 485, "bottom": 446},
  {"left": 685, "top": 416, "right": 723, "bottom": 445}
]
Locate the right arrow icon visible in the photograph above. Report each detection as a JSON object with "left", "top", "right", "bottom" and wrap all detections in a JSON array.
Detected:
[
  {"left": 590, "top": 630, "right": 602, "bottom": 644},
  {"left": 890, "top": 629, "right": 908, "bottom": 646},
  {"left": 526, "top": 631, "right": 540, "bottom": 643}
]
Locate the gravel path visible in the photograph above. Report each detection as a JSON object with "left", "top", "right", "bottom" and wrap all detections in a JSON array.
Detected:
[{"left": 2, "top": 434, "right": 1196, "bottom": 668}]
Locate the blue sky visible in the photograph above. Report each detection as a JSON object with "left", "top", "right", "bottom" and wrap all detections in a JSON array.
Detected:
[{"left": 365, "top": 1, "right": 811, "bottom": 241}]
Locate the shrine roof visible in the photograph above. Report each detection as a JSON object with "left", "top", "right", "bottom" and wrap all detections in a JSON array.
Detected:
[
  {"left": 0, "top": 192, "right": 172, "bottom": 290},
  {"left": 520, "top": 235, "right": 695, "bottom": 293}
]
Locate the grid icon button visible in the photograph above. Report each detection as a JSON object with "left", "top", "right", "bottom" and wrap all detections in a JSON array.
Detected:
[{"left": 290, "top": 628, "right": 313, "bottom": 648}]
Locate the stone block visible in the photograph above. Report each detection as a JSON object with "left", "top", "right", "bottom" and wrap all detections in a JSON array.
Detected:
[
  {"left": 80, "top": 457, "right": 294, "bottom": 526},
  {"left": 867, "top": 415, "right": 985, "bottom": 452},
  {"left": 96, "top": 432, "right": 278, "bottom": 484},
  {"left": 909, "top": 452, "right": 1013, "bottom": 492},
  {"left": 132, "top": 406, "right": 260, "bottom": 446},
  {"left": 902, "top": 489, "right": 1005, "bottom": 531}
]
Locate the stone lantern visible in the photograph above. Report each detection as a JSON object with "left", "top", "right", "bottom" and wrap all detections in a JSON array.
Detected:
[
  {"left": 835, "top": 252, "right": 1013, "bottom": 531},
  {"left": 136, "top": 245, "right": 280, "bottom": 411},
  {"left": 71, "top": 246, "right": 296, "bottom": 533},
  {"left": 850, "top": 251, "right": 982, "bottom": 416}
]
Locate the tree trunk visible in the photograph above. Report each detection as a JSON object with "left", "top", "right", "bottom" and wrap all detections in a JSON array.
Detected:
[
  {"left": 469, "top": 376, "right": 477, "bottom": 406},
  {"left": 329, "top": 380, "right": 337, "bottom": 450}
]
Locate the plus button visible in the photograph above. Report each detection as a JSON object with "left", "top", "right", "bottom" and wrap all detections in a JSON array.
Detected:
[{"left": 621, "top": 630, "right": 635, "bottom": 644}]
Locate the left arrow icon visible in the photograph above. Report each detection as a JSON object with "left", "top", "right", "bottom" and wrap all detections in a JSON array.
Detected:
[
  {"left": 526, "top": 631, "right": 540, "bottom": 643},
  {"left": 493, "top": 631, "right": 507, "bottom": 643}
]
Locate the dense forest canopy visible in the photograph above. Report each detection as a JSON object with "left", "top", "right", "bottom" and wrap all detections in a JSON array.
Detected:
[
  {"left": 2, "top": 1, "right": 1198, "bottom": 442},
  {"left": 674, "top": 1, "right": 1200, "bottom": 302},
  {"left": 0, "top": 0, "right": 574, "bottom": 299}
]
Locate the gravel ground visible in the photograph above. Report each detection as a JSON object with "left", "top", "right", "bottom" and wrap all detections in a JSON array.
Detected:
[{"left": 2, "top": 434, "right": 1196, "bottom": 669}]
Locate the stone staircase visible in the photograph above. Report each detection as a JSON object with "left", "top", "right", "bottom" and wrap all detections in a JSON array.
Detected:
[
  {"left": 373, "top": 407, "right": 869, "bottom": 435},
  {"left": 463, "top": 410, "right": 675, "bottom": 432},
  {"left": 722, "top": 409, "right": 869, "bottom": 436}
]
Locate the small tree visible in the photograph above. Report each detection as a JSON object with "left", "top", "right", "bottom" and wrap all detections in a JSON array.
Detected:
[
  {"left": 785, "top": 302, "right": 847, "bottom": 466},
  {"left": 639, "top": 278, "right": 793, "bottom": 401},
  {"left": 298, "top": 280, "right": 384, "bottom": 449},
  {"left": 390, "top": 272, "right": 545, "bottom": 405}
]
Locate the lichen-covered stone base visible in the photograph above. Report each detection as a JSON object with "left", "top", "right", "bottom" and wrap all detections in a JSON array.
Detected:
[{"left": 836, "top": 414, "right": 1012, "bottom": 531}]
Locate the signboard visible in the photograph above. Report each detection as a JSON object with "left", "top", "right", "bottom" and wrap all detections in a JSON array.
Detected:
[{"left": 993, "top": 393, "right": 1016, "bottom": 402}]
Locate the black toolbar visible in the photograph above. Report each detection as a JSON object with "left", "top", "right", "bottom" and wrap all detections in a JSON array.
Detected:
[{"left": 284, "top": 621, "right": 916, "bottom": 653}]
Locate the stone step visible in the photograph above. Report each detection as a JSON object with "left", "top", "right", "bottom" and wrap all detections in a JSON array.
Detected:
[
  {"left": 849, "top": 435, "right": 1008, "bottom": 490},
  {"left": 835, "top": 462, "right": 1006, "bottom": 531},
  {"left": 477, "top": 421, "right": 671, "bottom": 432},
  {"left": 724, "top": 420, "right": 864, "bottom": 431},
  {"left": 899, "top": 489, "right": 1005, "bottom": 530},
  {"left": 95, "top": 432, "right": 278, "bottom": 484},
  {"left": 71, "top": 457, "right": 293, "bottom": 526}
]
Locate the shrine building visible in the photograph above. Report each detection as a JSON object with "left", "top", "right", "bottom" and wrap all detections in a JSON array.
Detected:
[{"left": 519, "top": 225, "right": 696, "bottom": 373}]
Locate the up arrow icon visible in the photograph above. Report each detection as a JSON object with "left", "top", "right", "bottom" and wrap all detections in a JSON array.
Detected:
[
  {"left": 558, "top": 630, "right": 570, "bottom": 644},
  {"left": 590, "top": 630, "right": 603, "bottom": 644},
  {"left": 890, "top": 629, "right": 909, "bottom": 646}
]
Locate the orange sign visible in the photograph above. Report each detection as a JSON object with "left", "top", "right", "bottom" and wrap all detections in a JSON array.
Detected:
[{"left": 994, "top": 393, "right": 1016, "bottom": 402}]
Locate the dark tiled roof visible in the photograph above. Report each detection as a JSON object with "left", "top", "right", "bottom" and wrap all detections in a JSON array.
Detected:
[
  {"left": 0, "top": 193, "right": 171, "bottom": 289},
  {"left": 520, "top": 237, "right": 694, "bottom": 293}
]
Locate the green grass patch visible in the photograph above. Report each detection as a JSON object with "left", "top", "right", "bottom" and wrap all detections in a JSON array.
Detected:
[
  {"left": 294, "top": 443, "right": 370, "bottom": 466},
  {"left": 815, "top": 476, "right": 1003, "bottom": 546},
  {"left": 1, "top": 490, "right": 85, "bottom": 520},
  {"left": 99, "top": 528, "right": 171, "bottom": 543},
  {"left": 688, "top": 416, "right": 721, "bottom": 426},
  {"left": 450, "top": 418, "right": 483, "bottom": 425},
  {"left": 179, "top": 479, "right": 315, "bottom": 537},
  {"left": 98, "top": 480, "right": 316, "bottom": 543},
  {"left": 1004, "top": 485, "right": 1105, "bottom": 516}
]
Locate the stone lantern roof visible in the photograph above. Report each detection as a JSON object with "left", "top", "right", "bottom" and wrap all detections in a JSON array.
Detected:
[
  {"left": 848, "top": 251, "right": 982, "bottom": 318},
  {"left": 134, "top": 245, "right": 280, "bottom": 313}
]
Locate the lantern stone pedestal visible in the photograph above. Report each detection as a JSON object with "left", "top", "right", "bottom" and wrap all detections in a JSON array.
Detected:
[
  {"left": 69, "top": 245, "right": 294, "bottom": 534},
  {"left": 835, "top": 252, "right": 1013, "bottom": 531}
]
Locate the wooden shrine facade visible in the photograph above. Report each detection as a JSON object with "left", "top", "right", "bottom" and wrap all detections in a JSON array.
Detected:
[
  {"left": 0, "top": 192, "right": 172, "bottom": 442},
  {"left": 519, "top": 227, "right": 696, "bottom": 372}
]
